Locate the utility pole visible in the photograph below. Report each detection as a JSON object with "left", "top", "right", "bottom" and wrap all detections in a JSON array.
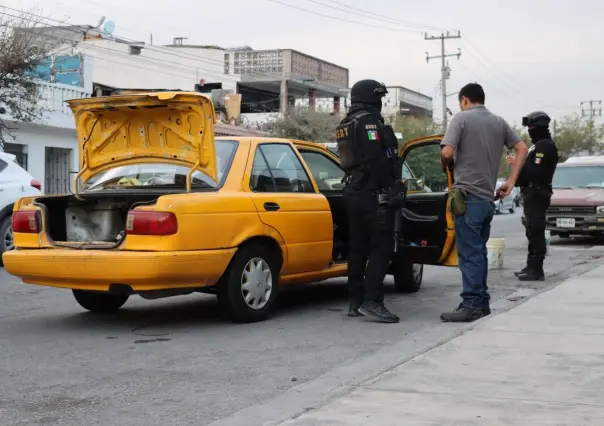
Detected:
[
  {"left": 425, "top": 31, "right": 461, "bottom": 132},
  {"left": 580, "top": 100, "right": 602, "bottom": 119}
]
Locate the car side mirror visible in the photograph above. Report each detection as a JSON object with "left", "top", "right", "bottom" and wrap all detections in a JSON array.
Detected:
[{"left": 403, "top": 178, "right": 425, "bottom": 193}]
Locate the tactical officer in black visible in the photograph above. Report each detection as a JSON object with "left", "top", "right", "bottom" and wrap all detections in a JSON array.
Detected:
[
  {"left": 512, "top": 111, "right": 559, "bottom": 281},
  {"left": 336, "top": 79, "right": 401, "bottom": 323}
]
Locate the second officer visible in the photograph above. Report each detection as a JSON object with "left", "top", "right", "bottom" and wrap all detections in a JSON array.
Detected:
[{"left": 508, "top": 111, "right": 559, "bottom": 281}]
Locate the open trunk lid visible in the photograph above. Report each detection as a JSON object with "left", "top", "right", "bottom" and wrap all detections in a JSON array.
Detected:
[{"left": 67, "top": 91, "right": 218, "bottom": 191}]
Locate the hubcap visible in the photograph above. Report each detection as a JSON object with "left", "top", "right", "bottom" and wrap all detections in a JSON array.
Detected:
[
  {"left": 412, "top": 264, "right": 423, "bottom": 283},
  {"left": 4, "top": 224, "right": 14, "bottom": 252},
  {"left": 241, "top": 257, "right": 273, "bottom": 310}
]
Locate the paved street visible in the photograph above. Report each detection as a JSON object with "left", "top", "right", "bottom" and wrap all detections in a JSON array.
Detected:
[{"left": 2, "top": 208, "right": 604, "bottom": 426}]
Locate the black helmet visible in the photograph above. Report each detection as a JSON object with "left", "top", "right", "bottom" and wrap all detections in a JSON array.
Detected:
[
  {"left": 350, "top": 79, "right": 388, "bottom": 104},
  {"left": 522, "top": 111, "right": 551, "bottom": 128}
]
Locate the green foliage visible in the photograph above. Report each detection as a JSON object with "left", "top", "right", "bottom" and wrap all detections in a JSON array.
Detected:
[
  {"left": 393, "top": 114, "right": 441, "bottom": 149},
  {"left": 554, "top": 114, "right": 604, "bottom": 161},
  {"left": 262, "top": 108, "right": 341, "bottom": 143}
]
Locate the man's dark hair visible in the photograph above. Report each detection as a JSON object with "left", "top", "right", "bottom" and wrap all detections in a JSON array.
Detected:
[{"left": 458, "top": 82, "right": 485, "bottom": 104}]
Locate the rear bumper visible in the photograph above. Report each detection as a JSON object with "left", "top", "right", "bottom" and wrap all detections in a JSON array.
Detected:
[{"left": 3, "top": 248, "right": 236, "bottom": 292}]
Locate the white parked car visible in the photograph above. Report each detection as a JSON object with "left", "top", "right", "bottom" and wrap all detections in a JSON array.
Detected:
[
  {"left": 494, "top": 179, "right": 516, "bottom": 214},
  {"left": 0, "top": 152, "right": 42, "bottom": 263}
]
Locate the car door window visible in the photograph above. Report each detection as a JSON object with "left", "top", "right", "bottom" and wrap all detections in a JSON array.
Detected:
[
  {"left": 298, "top": 149, "right": 345, "bottom": 191},
  {"left": 404, "top": 144, "right": 448, "bottom": 192},
  {"left": 250, "top": 143, "right": 314, "bottom": 193}
]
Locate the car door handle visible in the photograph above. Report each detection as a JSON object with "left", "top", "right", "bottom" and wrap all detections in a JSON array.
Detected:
[{"left": 263, "top": 202, "right": 280, "bottom": 211}]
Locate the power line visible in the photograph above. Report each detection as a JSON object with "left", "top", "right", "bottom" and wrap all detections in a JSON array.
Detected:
[
  {"left": 304, "top": 0, "right": 456, "bottom": 32},
  {"left": 0, "top": 8, "right": 312, "bottom": 99},
  {"left": 266, "top": 0, "right": 420, "bottom": 33},
  {"left": 1, "top": 5, "right": 285, "bottom": 82},
  {"left": 425, "top": 32, "right": 461, "bottom": 132}
]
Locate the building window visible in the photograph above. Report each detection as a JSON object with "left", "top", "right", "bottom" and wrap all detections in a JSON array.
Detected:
[
  {"left": 224, "top": 53, "right": 230, "bottom": 74},
  {"left": 129, "top": 46, "right": 142, "bottom": 55}
]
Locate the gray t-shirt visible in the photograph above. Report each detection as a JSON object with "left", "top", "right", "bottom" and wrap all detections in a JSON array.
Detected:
[{"left": 440, "top": 105, "right": 520, "bottom": 201}]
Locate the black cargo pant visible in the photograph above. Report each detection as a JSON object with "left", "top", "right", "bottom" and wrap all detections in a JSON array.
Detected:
[
  {"left": 344, "top": 189, "right": 394, "bottom": 304},
  {"left": 522, "top": 186, "right": 552, "bottom": 272}
]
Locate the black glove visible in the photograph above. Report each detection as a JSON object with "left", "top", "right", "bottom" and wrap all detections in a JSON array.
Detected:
[{"left": 387, "top": 185, "right": 405, "bottom": 209}]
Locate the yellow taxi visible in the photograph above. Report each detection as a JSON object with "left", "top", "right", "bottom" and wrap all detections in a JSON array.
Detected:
[{"left": 3, "top": 91, "right": 457, "bottom": 323}]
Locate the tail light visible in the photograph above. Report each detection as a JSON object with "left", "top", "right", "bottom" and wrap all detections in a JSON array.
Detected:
[
  {"left": 126, "top": 211, "right": 177, "bottom": 236},
  {"left": 12, "top": 211, "right": 41, "bottom": 234},
  {"left": 30, "top": 179, "right": 42, "bottom": 191}
]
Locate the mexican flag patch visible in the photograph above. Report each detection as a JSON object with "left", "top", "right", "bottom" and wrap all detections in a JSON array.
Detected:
[{"left": 367, "top": 130, "right": 379, "bottom": 141}]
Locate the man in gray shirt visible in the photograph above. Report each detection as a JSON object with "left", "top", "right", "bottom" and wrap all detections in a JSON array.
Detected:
[{"left": 439, "top": 82, "right": 528, "bottom": 322}]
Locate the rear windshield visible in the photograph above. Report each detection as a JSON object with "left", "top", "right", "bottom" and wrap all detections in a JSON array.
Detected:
[
  {"left": 553, "top": 165, "right": 604, "bottom": 189},
  {"left": 85, "top": 140, "right": 237, "bottom": 191}
]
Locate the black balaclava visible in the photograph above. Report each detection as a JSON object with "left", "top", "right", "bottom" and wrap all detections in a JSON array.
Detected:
[{"left": 528, "top": 126, "right": 551, "bottom": 142}]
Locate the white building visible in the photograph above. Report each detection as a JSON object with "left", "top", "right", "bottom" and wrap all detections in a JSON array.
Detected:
[{"left": 1, "top": 55, "right": 93, "bottom": 194}]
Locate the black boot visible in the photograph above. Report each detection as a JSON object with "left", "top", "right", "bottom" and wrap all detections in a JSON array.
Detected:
[
  {"left": 517, "top": 269, "right": 545, "bottom": 281},
  {"left": 358, "top": 301, "right": 399, "bottom": 323},
  {"left": 347, "top": 300, "right": 364, "bottom": 317},
  {"left": 514, "top": 266, "right": 529, "bottom": 277},
  {"left": 440, "top": 304, "right": 490, "bottom": 323}
]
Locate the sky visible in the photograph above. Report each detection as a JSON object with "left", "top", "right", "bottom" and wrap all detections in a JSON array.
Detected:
[{"left": 3, "top": 0, "right": 604, "bottom": 125}]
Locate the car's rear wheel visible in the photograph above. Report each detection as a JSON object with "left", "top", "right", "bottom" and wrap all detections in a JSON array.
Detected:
[
  {"left": 0, "top": 215, "right": 14, "bottom": 266},
  {"left": 72, "top": 290, "right": 129, "bottom": 314},
  {"left": 393, "top": 261, "right": 423, "bottom": 293},
  {"left": 217, "top": 243, "right": 280, "bottom": 323}
]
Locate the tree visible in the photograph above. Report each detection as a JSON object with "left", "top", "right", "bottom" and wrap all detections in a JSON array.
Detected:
[
  {"left": 393, "top": 114, "right": 440, "bottom": 148},
  {"left": 553, "top": 114, "right": 604, "bottom": 160},
  {"left": 262, "top": 108, "right": 341, "bottom": 143},
  {"left": 0, "top": 10, "right": 58, "bottom": 148}
]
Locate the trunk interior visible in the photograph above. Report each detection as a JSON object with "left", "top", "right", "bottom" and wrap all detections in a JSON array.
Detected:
[{"left": 36, "top": 194, "right": 160, "bottom": 248}]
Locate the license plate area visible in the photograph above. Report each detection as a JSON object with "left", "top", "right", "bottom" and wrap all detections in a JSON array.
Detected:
[{"left": 556, "top": 218, "right": 576, "bottom": 228}]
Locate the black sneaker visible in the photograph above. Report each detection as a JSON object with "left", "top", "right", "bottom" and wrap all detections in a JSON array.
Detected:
[
  {"left": 517, "top": 270, "right": 545, "bottom": 281},
  {"left": 440, "top": 305, "right": 489, "bottom": 323},
  {"left": 347, "top": 302, "right": 364, "bottom": 317},
  {"left": 358, "top": 301, "right": 399, "bottom": 323}
]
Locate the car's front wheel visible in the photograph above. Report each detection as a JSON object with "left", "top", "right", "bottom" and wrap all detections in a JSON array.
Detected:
[
  {"left": 217, "top": 243, "right": 280, "bottom": 323},
  {"left": 0, "top": 215, "right": 14, "bottom": 266},
  {"left": 392, "top": 261, "right": 423, "bottom": 293},
  {"left": 72, "top": 290, "right": 129, "bottom": 313}
]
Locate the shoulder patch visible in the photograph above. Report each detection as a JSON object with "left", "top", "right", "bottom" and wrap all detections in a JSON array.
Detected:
[
  {"left": 536, "top": 153, "right": 544, "bottom": 157},
  {"left": 535, "top": 157, "right": 542, "bottom": 164},
  {"left": 367, "top": 130, "right": 379, "bottom": 141},
  {"left": 364, "top": 124, "right": 378, "bottom": 130}
]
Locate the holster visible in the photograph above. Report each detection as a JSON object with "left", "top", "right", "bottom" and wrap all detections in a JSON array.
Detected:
[{"left": 448, "top": 188, "right": 467, "bottom": 216}]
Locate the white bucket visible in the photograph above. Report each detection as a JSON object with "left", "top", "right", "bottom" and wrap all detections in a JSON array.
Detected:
[{"left": 486, "top": 238, "right": 505, "bottom": 270}]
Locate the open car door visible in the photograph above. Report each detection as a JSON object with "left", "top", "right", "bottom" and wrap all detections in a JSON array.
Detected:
[{"left": 396, "top": 135, "right": 457, "bottom": 267}]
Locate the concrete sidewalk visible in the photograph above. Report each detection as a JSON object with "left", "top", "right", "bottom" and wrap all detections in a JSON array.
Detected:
[{"left": 281, "top": 265, "right": 604, "bottom": 425}]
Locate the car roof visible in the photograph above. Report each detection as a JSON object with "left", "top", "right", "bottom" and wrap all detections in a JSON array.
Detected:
[
  {"left": 0, "top": 152, "right": 17, "bottom": 162},
  {"left": 215, "top": 136, "right": 330, "bottom": 152},
  {"left": 560, "top": 157, "right": 604, "bottom": 167}
]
